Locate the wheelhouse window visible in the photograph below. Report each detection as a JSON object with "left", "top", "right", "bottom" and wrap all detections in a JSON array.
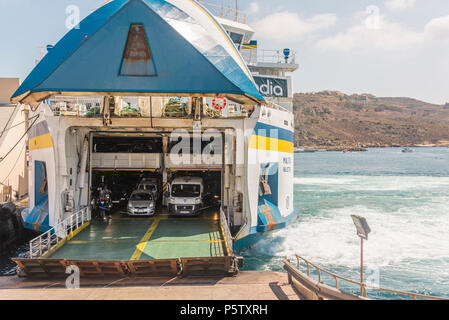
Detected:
[{"left": 229, "top": 32, "right": 243, "bottom": 49}]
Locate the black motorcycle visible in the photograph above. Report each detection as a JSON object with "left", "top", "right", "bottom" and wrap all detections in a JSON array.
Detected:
[{"left": 94, "top": 189, "right": 113, "bottom": 221}]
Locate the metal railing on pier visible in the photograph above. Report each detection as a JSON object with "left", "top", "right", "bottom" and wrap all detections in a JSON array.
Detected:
[
  {"left": 29, "top": 207, "right": 90, "bottom": 259},
  {"left": 285, "top": 255, "right": 448, "bottom": 301}
]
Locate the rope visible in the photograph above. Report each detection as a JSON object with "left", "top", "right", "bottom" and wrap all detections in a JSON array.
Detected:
[
  {"left": 0, "top": 142, "right": 26, "bottom": 187},
  {"left": 0, "top": 114, "right": 40, "bottom": 164},
  {"left": 0, "top": 104, "right": 19, "bottom": 140},
  {"left": 0, "top": 114, "right": 39, "bottom": 135}
]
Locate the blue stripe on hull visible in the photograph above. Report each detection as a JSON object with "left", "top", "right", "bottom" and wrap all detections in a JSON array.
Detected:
[
  {"left": 253, "top": 122, "right": 294, "bottom": 143},
  {"left": 233, "top": 207, "right": 300, "bottom": 252}
]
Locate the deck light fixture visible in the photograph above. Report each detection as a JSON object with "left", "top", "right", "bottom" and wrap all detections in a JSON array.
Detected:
[{"left": 351, "top": 215, "right": 371, "bottom": 297}]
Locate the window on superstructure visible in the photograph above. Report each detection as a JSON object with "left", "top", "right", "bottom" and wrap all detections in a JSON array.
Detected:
[{"left": 229, "top": 32, "right": 243, "bottom": 49}]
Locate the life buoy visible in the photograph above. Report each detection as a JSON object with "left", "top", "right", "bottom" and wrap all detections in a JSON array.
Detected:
[{"left": 212, "top": 97, "right": 227, "bottom": 110}]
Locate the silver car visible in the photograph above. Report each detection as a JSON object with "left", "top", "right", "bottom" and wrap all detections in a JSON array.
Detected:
[
  {"left": 138, "top": 178, "right": 160, "bottom": 203},
  {"left": 127, "top": 191, "right": 155, "bottom": 216}
]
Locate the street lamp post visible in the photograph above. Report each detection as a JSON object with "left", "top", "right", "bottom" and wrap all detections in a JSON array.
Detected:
[{"left": 351, "top": 215, "right": 371, "bottom": 297}]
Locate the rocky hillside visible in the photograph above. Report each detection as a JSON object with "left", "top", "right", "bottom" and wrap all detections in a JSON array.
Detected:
[{"left": 293, "top": 91, "right": 449, "bottom": 148}]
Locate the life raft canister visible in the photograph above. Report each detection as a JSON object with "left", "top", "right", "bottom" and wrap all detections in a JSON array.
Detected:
[{"left": 212, "top": 97, "right": 227, "bottom": 110}]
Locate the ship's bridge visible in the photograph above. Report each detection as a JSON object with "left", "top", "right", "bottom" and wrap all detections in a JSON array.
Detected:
[{"left": 196, "top": 0, "right": 299, "bottom": 112}]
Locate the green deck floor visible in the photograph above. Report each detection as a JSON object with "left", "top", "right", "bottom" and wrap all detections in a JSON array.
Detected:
[
  {"left": 139, "top": 219, "right": 226, "bottom": 260},
  {"left": 49, "top": 211, "right": 227, "bottom": 261}
]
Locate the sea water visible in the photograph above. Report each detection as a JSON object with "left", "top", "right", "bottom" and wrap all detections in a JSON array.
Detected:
[{"left": 243, "top": 147, "right": 449, "bottom": 300}]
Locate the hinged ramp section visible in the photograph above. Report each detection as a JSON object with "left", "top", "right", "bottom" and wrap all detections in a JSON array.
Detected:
[
  {"left": 13, "top": 259, "right": 181, "bottom": 278},
  {"left": 13, "top": 259, "right": 67, "bottom": 278},
  {"left": 125, "top": 259, "right": 181, "bottom": 276},
  {"left": 181, "top": 257, "right": 235, "bottom": 276},
  {"left": 13, "top": 257, "right": 236, "bottom": 278}
]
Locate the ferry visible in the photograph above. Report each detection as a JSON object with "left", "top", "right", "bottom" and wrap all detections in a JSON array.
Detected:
[
  {"left": 5, "top": 0, "right": 300, "bottom": 276},
  {"left": 402, "top": 147, "right": 413, "bottom": 153}
]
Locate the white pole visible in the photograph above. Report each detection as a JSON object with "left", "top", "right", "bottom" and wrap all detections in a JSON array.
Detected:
[
  {"left": 360, "top": 237, "right": 364, "bottom": 296},
  {"left": 77, "top": 137, "right": 89, "bottom": 209}
]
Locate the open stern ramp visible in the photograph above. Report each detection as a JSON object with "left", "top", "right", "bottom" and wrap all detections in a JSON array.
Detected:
[{"left": 14, "top": 209, "right": 236, "bottom": 277}]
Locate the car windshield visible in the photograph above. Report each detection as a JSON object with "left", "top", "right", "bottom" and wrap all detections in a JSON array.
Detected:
[
  {"left": 171, "top": 184, "right": 201, "bottom": 197},
  {"left": 131, "top": 193, "right": 153, "bottom": 201},
  {"left": 139, "top": 184, "right": 156, "bottom": 191}
]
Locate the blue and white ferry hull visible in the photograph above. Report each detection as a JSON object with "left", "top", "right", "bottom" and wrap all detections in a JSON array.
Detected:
[
  {"left": 233, "top": 105, "right": 299, "bottom": 251},
  {"left": 10, "top": 0, "right": 300, "bottom": 259}
]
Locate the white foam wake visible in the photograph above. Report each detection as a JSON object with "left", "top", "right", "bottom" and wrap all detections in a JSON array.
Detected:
[
  {"left": 294, "top": 175, "right": 449, "bottom": 192},
  {"left": 253, "top": 202, "right": 449, "bottom": 270}
]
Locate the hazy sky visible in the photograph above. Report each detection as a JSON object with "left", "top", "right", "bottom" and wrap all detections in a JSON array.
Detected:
[
  {"left": 242, "top": 0, "right": 449, "bottom": 104},
  {"left": 0, "top": 0, "right": 448, "bottom": 104}
]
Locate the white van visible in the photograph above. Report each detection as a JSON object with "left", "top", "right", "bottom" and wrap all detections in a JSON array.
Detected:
[{"left": 168, "top": 177, "right": 204, "bottom": 216}]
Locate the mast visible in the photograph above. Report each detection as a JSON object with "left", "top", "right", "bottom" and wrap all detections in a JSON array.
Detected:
[{"left": 234, "top": 0, "right": 238, "bottom": 21}]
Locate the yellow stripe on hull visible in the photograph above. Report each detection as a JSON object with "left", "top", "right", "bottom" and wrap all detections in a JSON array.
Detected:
[
  {"left": 29, "top": 133, "right": 53, "bottom": 151},
  {"left": 249, "top": 135, "right": 294, "bottom": 154}
]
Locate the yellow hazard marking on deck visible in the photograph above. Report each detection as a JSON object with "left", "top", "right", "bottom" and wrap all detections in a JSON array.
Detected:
[
  {"left": 68, "top": 239, "right": 224, "bottom": 244},
  {"left": 28, "top": 133, "right": 53, "bottom": 151},
  {"left": 41, "top": 222, "right": 90, "bottom": 258},
  {"left": 68, "top": 239, "right": 137, "bottom": 244},
  {"left": 67, "top": 221, "right": 91, "bottom": 241},
  {"left": 130, "top": 217, "right": 161, "bottom": 261},
  {"left": 220, "top": 223, "right": 231, "bottom": 256},
  {"left": 152, "top": 239, "right": 223, "bottom": 243}
]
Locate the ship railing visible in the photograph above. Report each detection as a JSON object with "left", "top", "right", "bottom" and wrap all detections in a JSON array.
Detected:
[
  {"left": 45, "top": 95, "right": 251, "bottom": 119},
  {"left": 47, "top": 96, "right": 104, "bottom": 117},
  {"left": 258, "top": 50, "right": 297, "bottom": 65},
  {"left": 220, "top": 208, "right": 234, "bottom": 255},
  {"left": 262, "top": 102, "right": 291, "bottom": 114},
  {"left": 285, "top": 254, "right": 448, "bottom": 301},
  {"left": 242, "top": 49, "right": 297, "bottom": 67},
  {"left": 197, "top": 1, "right": 247, "bottom": 24},
  {"left": 29, "top": 207, "right": 90, "bottom": 259}
]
